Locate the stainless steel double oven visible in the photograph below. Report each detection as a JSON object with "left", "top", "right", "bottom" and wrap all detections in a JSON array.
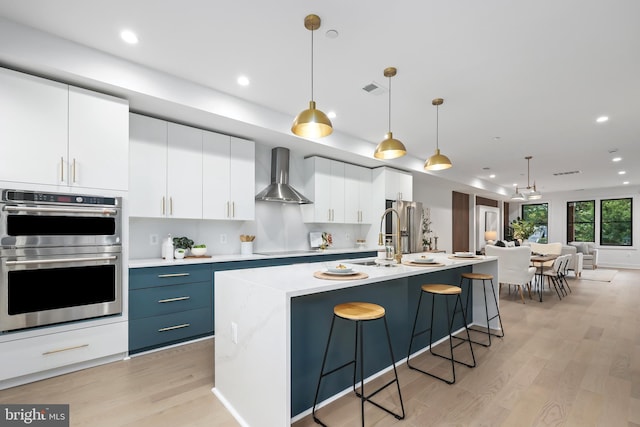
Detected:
[{"left": 0, "top": 189, "right": 122, "bottom": 333}]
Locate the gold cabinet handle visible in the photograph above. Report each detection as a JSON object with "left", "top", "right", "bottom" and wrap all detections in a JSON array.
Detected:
[
  {"left": 43, "top": 343, "right": 89, "bottom": 355},
  {"left": 158, "top": 296, "right": 190, "bottom": 303},
  {"left": 232, "top": 201, "right": 235, "bottom": 218},
  {"left": 157, "top": 273, "right": 190, "bottom": 278},
  {"left": 169, "top": 197, "right": 173, "bottom": 215},
  {"left": 158, "top": 323, "right": 190, "bottom": 332},
  {"left": 60, "top": 156, "right": 65, "bottom": 182},
  {"left": 72, "top": 158, "right": 77, "bottom": 183},
  {"left": 162, "top": 196, "right": 166, "bottom": 215}
]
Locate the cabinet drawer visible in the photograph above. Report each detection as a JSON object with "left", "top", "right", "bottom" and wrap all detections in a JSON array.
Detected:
[
  {"left": 0, "top": 321, "right": 127, "bottom": 382},
  {"left": 129, "top": 264, "right": 211, "bottom": 289},
  {"left": 129, "top": 307, "right": 213, "bottom": 353},
  {"left": 130, "top": 281, "right": 211, "bottom": 320}
]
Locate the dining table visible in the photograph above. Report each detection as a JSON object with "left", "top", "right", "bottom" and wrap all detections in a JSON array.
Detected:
[{"left": 530, "top": 254, "right": 559, "bottom": 302}]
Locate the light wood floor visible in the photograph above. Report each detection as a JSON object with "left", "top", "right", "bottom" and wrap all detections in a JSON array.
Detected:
[{"left": 2, "top": 269, "right": 639, "bottom": 426}]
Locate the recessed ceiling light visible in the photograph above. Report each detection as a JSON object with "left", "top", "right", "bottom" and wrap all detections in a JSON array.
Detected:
[
  {"left": 618, "top": 170, "right": 626, "bottom": 175},
  {"left": 237, "top": 76, "right": 250, "bottom": 86},
  {"left": 120, "top": 30, "right": 138, "bottom": 44},
  {"left": 327, "top": 111, "right": 336, "bottom": 119},
  {"left": 513, "top": 183, "right": 518, "bottom": 187},
  {"left": 325, "top": 29, "right": 339, "bottom": 39},
  {"left": 612, "top": 157, "right": 622, "bottom": 162},
  {"left": 489, "top": 174, "right": 496, "bottom": 178},
  {"left": 596, "top": 116, "right": 609, "bottom": 123},
  {"left": 623, "top": 181, "right": 630, "bottom": 185}
]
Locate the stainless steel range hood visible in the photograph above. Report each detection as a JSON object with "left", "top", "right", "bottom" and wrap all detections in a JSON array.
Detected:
[{"left": 255, "top": 147, "right": 312, "bottom": 204}]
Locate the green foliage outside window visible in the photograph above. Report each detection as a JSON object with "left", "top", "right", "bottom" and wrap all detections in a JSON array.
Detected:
[
  {"left": 600, "top": 198, "right": 632, "bottom": 246},
  {"left": 522, "top": 203, "right": 548, "bottom": 243},
  {"left": 567, "top": 200, "right": 595, "bottom": 242}
]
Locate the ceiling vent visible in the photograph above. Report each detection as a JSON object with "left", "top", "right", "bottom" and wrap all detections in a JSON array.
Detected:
[
  {"left": 362, "top": 81, "right": 387, "bottom": 95},
  {"left": 553, "top": 170, "right": 582, "bottom": 176}
]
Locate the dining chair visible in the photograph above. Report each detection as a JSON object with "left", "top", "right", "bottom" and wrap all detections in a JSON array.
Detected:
[
  {"left": 542, "top": 254, "right": 570, "bottom": 300},
  {"left": 485, "top": 246, "right": 537, "bottom": 304}
]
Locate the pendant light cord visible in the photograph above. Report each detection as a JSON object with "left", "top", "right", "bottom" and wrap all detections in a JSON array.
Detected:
[
  {"left": 310, "top": 24, "right": 314, "bottom": 102},
  {"left": 436, "top": 104, "right": 439, "bottom": 150},
  {"left": 388, "top": 76, "right": 392, "bottom": 133}
]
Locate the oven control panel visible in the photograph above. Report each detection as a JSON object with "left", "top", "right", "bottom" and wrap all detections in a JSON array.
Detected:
[{"left": 2, "top": 190, "right": 118, "bottom": 206}]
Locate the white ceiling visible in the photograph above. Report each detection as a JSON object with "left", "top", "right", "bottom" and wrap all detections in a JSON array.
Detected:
[{"left": 1, "top": 0, "right": 639, "bottom": 198}]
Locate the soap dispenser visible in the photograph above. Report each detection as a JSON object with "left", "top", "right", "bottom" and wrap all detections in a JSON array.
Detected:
[{"left": 162, "top": 234, "right": 174, "bottom": 259}]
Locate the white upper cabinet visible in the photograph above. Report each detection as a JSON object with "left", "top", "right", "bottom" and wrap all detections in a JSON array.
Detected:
[
  {"left": 167, "top": 123, "right": 203, "bottom": 219},
  {"left": 302, "top": 157, "right": 348, "bottom": 223},
  {"left": 129, "top": 114, "right": 168, "bottom": 217},
  {"left": 202, "top": 132, "right": 255, "bottom": 220},
  {"left": 0, "top": 68, "right": 67, "bottom": 186},
  {"left": 382, "top": 168, "right": 413, "bottom": 201},
  {"left": 344, "top": 164, "right": 373, "bottom": 224},
  {"left": 130, "top": 114, "right": 255, "bottom": 220},
  {"left": 68, "top": 87, "right": 129, "bottom": 190},
  {"left": 0, "top": 67, "right": 128, "bottom": 191}
]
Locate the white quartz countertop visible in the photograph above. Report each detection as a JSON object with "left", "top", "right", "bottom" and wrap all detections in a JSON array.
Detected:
[
  {"left": 128, "top": 246, "right": 377, "bottom": 268},
  {"left": 215, "top": 253, "right": 496, "bottom": 298}
]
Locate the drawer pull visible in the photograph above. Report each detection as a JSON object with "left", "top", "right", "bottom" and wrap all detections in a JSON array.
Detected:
[
  {"left": 42, "top": 343, "right": 89, "bottom": 355},
  {"left": 157, "top": 273, "right": 190, "bottom": 278},
  {"left": 158, "top": 296, "right": 190, "bottom": 303},
  {"left": 158, "top": 323, "right": 190, "bottom": 332}
]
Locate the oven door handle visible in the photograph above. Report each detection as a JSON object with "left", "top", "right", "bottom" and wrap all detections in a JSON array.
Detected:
[
  {"left": 3, "top": 205, "right": 118, "bottom": 215},
  {"left": 5, "top": 255, "right": 118, "bottom": 266}
]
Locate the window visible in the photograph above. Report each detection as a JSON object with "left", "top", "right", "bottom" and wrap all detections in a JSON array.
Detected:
[
  {"left": 522, "top": 203, "right": 548, "bottom": 243},
  {"left": 600, "top": 198, "right": 632, "bottom": 246},
  {"left": 567, "top": 200, "right": 595, "bottom": 242}
]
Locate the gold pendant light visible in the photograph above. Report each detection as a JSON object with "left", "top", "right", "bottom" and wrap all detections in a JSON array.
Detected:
[
  {"left": 291, "top": 14, "right": 333, "bottom": 138},
  {"left": 374, "top": 67, "right": 407, "bottom": 159},
  {"left": 424, "top": 98, "right": 452, "bottom": 171}
]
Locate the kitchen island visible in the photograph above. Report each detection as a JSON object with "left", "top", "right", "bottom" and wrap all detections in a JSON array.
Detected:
[{"left": 213, "top": 253, "right": 497, "bottom": 427}]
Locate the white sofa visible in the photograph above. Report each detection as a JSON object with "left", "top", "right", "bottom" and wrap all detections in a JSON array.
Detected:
[
  {"left": 561, "top": 245, "right": 583, "bottom": 277},
  {"left": 568, "top": 242, "right": 598, "bottom": 269}
]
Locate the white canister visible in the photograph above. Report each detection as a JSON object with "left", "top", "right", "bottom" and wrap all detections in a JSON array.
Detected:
[
  {"left": 240, "top": 241, "right": 253, "bottom": 255},
  {"left": 162, "top": 234, "right": 174, "bottom": 259},
  {"left": 174, "top": 248, "right": 186, "bottom": 259}
]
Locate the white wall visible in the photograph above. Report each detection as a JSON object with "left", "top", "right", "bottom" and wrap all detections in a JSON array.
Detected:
[
  {"left": 511, "top": 186, "right": 640, "bottom": 269},
  {"left": 129, "top": 142, "right": 373, "bottom": 258}
]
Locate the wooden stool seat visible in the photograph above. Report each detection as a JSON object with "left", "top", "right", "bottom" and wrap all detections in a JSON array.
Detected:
[
  {"left": 421, "top": 284, "right": 461, "bottom": 295},
  {"left": 460, "top": 272, "right": 494, "bottom": 280},
  {"left": 334, "top": 302, "right": 385, "bottom": 321}
]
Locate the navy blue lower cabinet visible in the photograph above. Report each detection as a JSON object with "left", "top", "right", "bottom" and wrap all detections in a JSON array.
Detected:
[
  {"left": 129, "top": 264, "right": 214, "bottom": 354},
  {"left": 289, "top": 265, "right": 472, "bottom": 417}
]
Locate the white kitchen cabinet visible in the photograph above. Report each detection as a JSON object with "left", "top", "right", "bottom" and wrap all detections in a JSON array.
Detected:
[
  {"left": 203, "top": 132, "right": 255, "bottom": 220},
  {"left": 302, "top": 157, "right": 345, "bottom": 223},
  {"left": 129, "top": 114, "right": 168, "bottom": 218},
  {"left": 0, "top": 67, "right": 68, "bottom": 186},
  {"left": 378, "top": 167, "right": 413, "bottom": 201},
  {"left": 344, "top": 164, "right": 373, "bottom": 224},
  {"left": 0, "top": 321, "right": 127, "bottom": 386},
  {"left": 68, "top": 87, "right": 129, "bottom": 190},
  {"left": 167, "top": 123, "right": 203, "bottom": 219},
  {"left": 0, "top": 67, "right": 128, "bottom": 191}
]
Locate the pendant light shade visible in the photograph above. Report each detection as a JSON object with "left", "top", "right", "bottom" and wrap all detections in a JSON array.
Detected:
[
  {"left": 510, "top": 156, "right": 542, "bottom": 201},
  {"left": 424, "top": 98, "right": 452, "bottom": 171},
  {"left": 374, "top": 67, "right": 406, "bottom": 159},
  {"left": 291, "top": 14, "right": 333, "bottom": 138}
]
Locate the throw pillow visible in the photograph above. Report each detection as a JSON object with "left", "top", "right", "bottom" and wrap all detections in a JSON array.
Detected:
[
  {"left": 505, "top": 241, "right": 515, "bottom": 247},
  {"left": 583, "top": 243, "right": 593, "bottom": 255},
  {"left": 571, "top": 242, "right": 585, "bottom": 254},
  {"left": 495, "top": 240, "right": 506, "bottom": 247}
]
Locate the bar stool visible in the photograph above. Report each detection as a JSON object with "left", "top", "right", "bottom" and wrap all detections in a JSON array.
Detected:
[
  {"left": 459, "top": 272, "right": 504, "bottom": 347},
  {"left": 407, "top": 284, "right": 476, "bottom": 384},
  {"left": 312, "top": 302, "right": 405, "bottom": 427}
]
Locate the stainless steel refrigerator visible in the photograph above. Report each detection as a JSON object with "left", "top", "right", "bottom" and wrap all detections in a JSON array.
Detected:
[{"left": 386, "top": 200, "right": 424, "bottom": 254}]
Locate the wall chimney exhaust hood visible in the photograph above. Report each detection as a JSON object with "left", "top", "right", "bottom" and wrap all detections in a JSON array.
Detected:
[{"left": 255, "top": 147, "right": 312, "bottom": 204}]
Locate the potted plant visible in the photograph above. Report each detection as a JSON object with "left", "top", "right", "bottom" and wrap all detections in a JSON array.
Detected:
[
  {"left": 511, "top": 218, "right": 535, "bottom": 242},
  {"left": 172, "top": 236, "right": 194, "bottom": 259}
]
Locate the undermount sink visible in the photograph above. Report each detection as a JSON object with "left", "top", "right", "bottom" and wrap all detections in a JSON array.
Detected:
[{"left": 350, "top": 259, "right": 378, "bottom": 266}]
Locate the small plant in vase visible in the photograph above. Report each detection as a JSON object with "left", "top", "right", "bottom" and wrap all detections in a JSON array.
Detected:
[
  {"left": 422, "top": 208, "right": 433, "bottom": 250},
  {"left": 172, "top": 236, "right": 194, "bottom": 259}
]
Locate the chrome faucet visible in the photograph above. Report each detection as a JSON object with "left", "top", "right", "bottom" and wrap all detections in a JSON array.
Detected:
[{"left": 378, "top": 208, "right": 402, "bottom": 264}]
